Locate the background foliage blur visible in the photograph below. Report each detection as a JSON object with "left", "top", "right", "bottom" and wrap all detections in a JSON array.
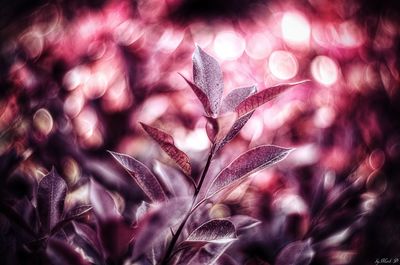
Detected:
[{"left": 1, "top": 0, "right": 400, "bottom": 264}]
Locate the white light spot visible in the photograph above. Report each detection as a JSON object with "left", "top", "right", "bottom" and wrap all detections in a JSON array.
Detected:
[
  {"left": 268, "top": 50, "right": 298, "bottom": 80},
  {"left": 311, "top": 56, "right": 339, "bottom": 86},
  {"left": 281, "top": 12, "right": 311, "bottom": 47},
  {"left": 213, "top": 31, "right": 245, "bottom": 61}
]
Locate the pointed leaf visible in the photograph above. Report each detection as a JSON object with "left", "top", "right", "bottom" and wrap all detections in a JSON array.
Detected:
[
  {"left": 132, "top": 197, "right": 191, "bottom": 259},
  {"left": 140, "top": 123, "right": 192, "bottom": 177},
  {"left": 275, "top": 240, "right": 314, "bottom": 265},
  {"left": 228, "top": 215, "right": 261, "bottom": 232},
  {"left": 207, "top": 145, "right": 292, "bottom": 197},
  {"left": 236, "top": 80, "right": 309, "bottom": 118},
  {"left": 46, "top": 238, "right": 91, "bottom": 265},
  {"left": 193, "top": 45, "right": 224, "bottom": 115},
  {"left": 72, "top": 221, "right": 103, "bottom": 256},
  {"left": 180, "top": 74, "right": 212, "bottom": 115},
  {"left": 220, "top": 86, "right": 257, "bottom": 114},
  {"left": 51, "top": 205, "right": 93, "bottom": 235},
  {"left": 37, "top": 168, "right": 67, "bottom": 232},
  {"left": 185, "top": 219, "right": 237, "bottom": 245},
  {"left": 108, "top": 151, "right": 167, "bottom": 202},
  {"left": 89, "top": 179, "right": 119, "bottom": 221}
]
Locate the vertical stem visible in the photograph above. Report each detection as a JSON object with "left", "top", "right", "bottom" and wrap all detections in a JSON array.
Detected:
[{"left": 160, "top": 145, "right": 215, "bottom": 265}]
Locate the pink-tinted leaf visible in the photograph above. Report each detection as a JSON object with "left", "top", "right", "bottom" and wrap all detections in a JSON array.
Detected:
[
  {"left": 185, "top": 219, "right": 237, "bottom": 245},
  {"left": 275, "top": 240, "right": 314, "bottom": 265},
  {"left": 236, "top": 80, "right": 309, "bottom": 117},
  {"left": 205, "top": 116, "right": 219, "bottom": 142},
  {"left": 37, "top": 168, "right": 67, "bottom": 232},
  {"left": 72, "top": 221, "right": 103, "bottom": 256},
  {"left": 135, "top": 201, "right": 151, "bottom": 222},
  {"left": 220, "top": 86, "right": 257, "bottom": 114},
  {"left": 140, "top": 123, "right": 192, "bottom": 177},
  {"left": 46, "top": 238, "right": 91, "bottom": 265},
  {"left": 193, "top": 45, "right": 224, "bottom": 115},
  {"left": 180, "top": 74, "right": 213, "bottom": 115},
  {"left": 207, "top": 145, "right": 292, "bottom": 197},
  {"left": 89, "top": 179, "right": 119, "bottom": 221},
  {"left": 108, "top": 151, "right": 167, "bottom": 202},
  {"left": 132, "top": 197, "right": 191, "bottom": 260},
  {"left": 206, "top": 113, "right": 238, "bottom": 145}
]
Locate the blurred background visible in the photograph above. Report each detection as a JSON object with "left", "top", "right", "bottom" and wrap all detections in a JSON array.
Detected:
[{"left": 1, "top": 0, "right": 400, "bottom": 264}]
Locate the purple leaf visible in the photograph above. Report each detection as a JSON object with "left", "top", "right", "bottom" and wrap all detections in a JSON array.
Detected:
[
  {"left": 89, "top": 179, "right": 119, "bottom": 221},
  {"left": 180, "top": 74, "right": 213, "bottom": 115},
  {"left": 193, "top": 45, "right": 224, "bottom": 116},
  {"left": 108, "top": 151, "right": 167, "bottom": 202},
  {"left": 140, "top": 123, "right": 192, "bottom": 177},
  {"left": 207, "top": 145, "right": 292, "bottom": 197},
  {"left": 72, "top": 221, "right": 103, "bottom": 256},
  {"left": 187, "top": 242, "right": 234, "bottom": 265},
  {"left": 46, "top": 238, "right": 91, "bottom": 265},
  {"left": 37, "top": 168, "right": 67, "bottom": 232},
  {"left": 275, "top": 240, "right": 314, "bottom": 265},
  {"left": 219, "top": 86, "right": 257, "bottom": 114},
  {"left": 65, "top": 205, "right": 93, "bottom": 220},
  {"left": 132, "top": 197, "right": 191, "bottom": 260},
  {"left": 135, "top": 201, "right": 151, "bottom": 222},
  {"left": 228, "top": 215, "right": 261, "bottom": 232},
  {"left": 185, "top": 219, "right": 237, "bottom": 245},
  {"left": 236, "top": 80, "right": 309, "bottom": 118}
]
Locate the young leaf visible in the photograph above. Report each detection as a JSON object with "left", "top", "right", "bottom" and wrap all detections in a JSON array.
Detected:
[
  {"left": 236, "top": 80, "right": 309, "bottom": 118},
  {"left": 219, "top": 86, "right": 257, "bottom": 114},
  {"left": 275, "top": 240, "right": 314, "bottom": 265},
  {"left": 207, "top": 145, "right": 292, "bottom": 197},
  {"left": 140, "top": 123, "right": 192, "bottom": 177},
  {"left": 37, "top": 168, "right": 67, "bottom": 232},
  {"left": 108, "top": 151, "right": 167, "bottom": 202},
  {"left": 132, "top": 197, "right": 191, "bottom": 260},
  {"left": 46, "top": 238, "right": 91, "bottom": 265},
  {"left": 184, "top": 219, "right": 237, "bottom": 245},
  {"left": 193, "top": 45, "right": 224, "bottom": 115},
  {"left": 180, "top": 74, "right": 213, "bottom": 115}
]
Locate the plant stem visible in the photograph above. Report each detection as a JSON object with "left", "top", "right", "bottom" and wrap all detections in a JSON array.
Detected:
[{"left": 160, "top": 145, "right": 215, "bottom": 265}]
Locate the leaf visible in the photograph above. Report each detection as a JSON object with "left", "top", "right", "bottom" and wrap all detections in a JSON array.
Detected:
[
  {"left": 228, "top": 215, "right": 261, "bottom": 232},
  {"left": 140, "top": 123, "right": 192, "bottom": 177},
  {"left": 187, "top": 242, "right": 234, "bottom": 265},
  {"left": 37, "top": 168, "right": 67, "bottom": 232},
  {"left": 193, "top": 45, "right": 224, "bottom": 115},
  {"left": 236, "top": 80, "right": 309, "bottom": 118},
  {"left": 132, "top": 197, "right": 191, "bottom": 260},
  {"left": 72, "top": 221, "right": 103, "bottom": 256},
  {"left": 46, "top": 238, "right": 91, "bottom": 265},
  {"left": 207, "top": 145, "right": 292, "bottom": 197},
  {"left": 275, "top": 240, "right": 314, "bottom": 265},
  {"left": 108, "top": 151, "right": 167, "bottom": 202},
  {"left": 219, "top": 86, "right": 257, "bottom": 114},
  {"left": 89, "top": 179, "right": 119, "bottom": 221},
  {"left": 65, "top": 205, "right": 93, "bottom": 220},
  {"left": 135, "top": 201, "right": 151, "bottom": 222},
  {"left": 185, "top": 219, "right": 237, "bottom": 245},
  {"left": 180, "top": 74, "right": 213, "bottom": 115}
]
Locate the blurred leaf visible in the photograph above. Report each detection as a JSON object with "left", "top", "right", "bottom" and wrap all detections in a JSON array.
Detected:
[
  {"left": 235, "top": 81, "right": 309, "bottom": 118},
  {"left": 89, "top": 179, "right": 119, "bottom": 221},
  {"left": 184, "top": 219, "right": 237, "bottom": 245},
  {"left": 46, "top": 238, "right": 90, "bottom": 265},
  {"left": 193, "top": 45, "right": 224, "bottom": 116},
  {"left": 180, "top": 74, "right": 213, "bottom": 115},
  {"left": 228, "top": 215, "right": 261, "bottom": 232},
  {"left": 187, "top": 242, "right": 234, "bottom": 265},
  {"left": 140, "top": 123, "right": 192, "bottom": 177},
  {"left": 108, "top": 151, "right": 167, "bottom": 202},
  {"left": 207, "top": 145, "right": 292, "bottom": 197},
  {"left": 136, "top": 201, "right": 151, "bottom": 222},
  {"left": 275, "top": 240, "right": 314, "bottom": 265},
  {"left": 37, "top": 168, "right": 67, "bottom": 232},
  {"left": 65, "top": 205, "right": 93, "bottom": 220},
  {"left": 72, "top": 221, "right": 103, "bottom": 257},
  {"left": 220, "top": 86, "right": 257, "bottom": 114},
  {"left": 132, "top": 197, "right": 191, "bottom": 260}
]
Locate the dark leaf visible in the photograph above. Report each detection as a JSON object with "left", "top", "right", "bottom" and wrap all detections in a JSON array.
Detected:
[
  {"left": 220, "top": 86, "right": 257, "bottom": 114},
  {"left": 180, "top": 74, "right": 212, "bottom": 115},
  {"left": 140, "top": 123, "right": 192, "bottom": 177},
  {"left": 193, "top": 45, "right": 224, "bottom": 115},
  {"left": 65, "top": 205, "right": 93, "bottom": 220},
  {"left": 37, "top": 168, "right": 67, "bottom": 232},
  {"left": 72, "top": 221, "right": 103, "bottom": 256},
  {"left": 46, "top": 238, "right": 91, "bottom": 265},
  {"left": 89, "top": 179, "right": 119, "bottom": 221},
  {"left": 187, "top": 242, "right": 234, "bottom": 265},
  {"left": 275, "top": 240, "right": 314, "bottom": 265},
  {"left": 132, "top": 197, "right": 191, "bottom": 260},
  {"left": 207, "top": 145, "right": 292, "bottom": 197},
  {"left": 236, "top": 80, "right": 309, "bottom": 118},
  {"left": 185, "top": 219, "right": 237, "bottom": 245},
  {"left": 0, "top": 201, "right": 37, "bottom": 238},
  {"left": 108, "top": 151, "right": 167, "bottom": 202}
]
